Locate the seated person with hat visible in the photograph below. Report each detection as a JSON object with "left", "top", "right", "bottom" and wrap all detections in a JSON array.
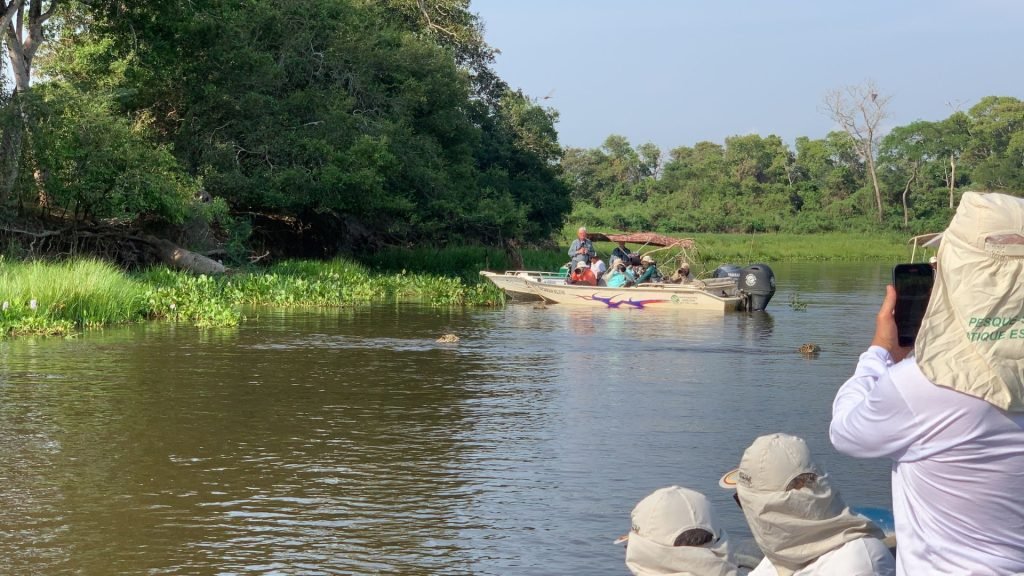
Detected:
[
  {"left": 721, "top": 433, "right": 894, "bottom": 576},
  {"left": 670, "top": 263, "right": 694, "bottom": 284},
  {"left": 568, "top": 260, "right": 597, "bottom": 286},
  {"left": 619, "top": 485, "right": 738, "bottom": 576},
  {"left": 605, "top": 258, "right": 630, "bottom": 288},
  {"left": 634, "top": 255, "right": 663, "bottom": 285}
]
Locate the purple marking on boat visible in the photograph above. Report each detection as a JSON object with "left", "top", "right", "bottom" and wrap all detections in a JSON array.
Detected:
[{"left": 578, "top": 294, "right": 670, "bottom": 308}]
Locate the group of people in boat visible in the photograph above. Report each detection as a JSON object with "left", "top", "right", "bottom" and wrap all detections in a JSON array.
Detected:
[
  {"left": 617, "top": 192, "right": 1024, "bottom": 576},
  {"left": 567, "top": 227, "right": 693, "bottom": 287}
]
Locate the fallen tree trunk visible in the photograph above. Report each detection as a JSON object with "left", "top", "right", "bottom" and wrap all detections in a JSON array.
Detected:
[
  {"left": 145, "top": 235, "right": 226, "bottom": 275},
  {"left": 0, "top": 223, "right": 228, "bottom": 275}
]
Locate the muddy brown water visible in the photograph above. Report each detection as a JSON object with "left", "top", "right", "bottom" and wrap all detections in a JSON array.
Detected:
[{"left": 0, "top": 262, "right": 898, "bottom": 575}]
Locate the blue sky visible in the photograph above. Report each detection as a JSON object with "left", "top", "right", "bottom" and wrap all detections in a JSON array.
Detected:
[{"left": 470, "top": 0, "right": 1024, "bottom": 151}]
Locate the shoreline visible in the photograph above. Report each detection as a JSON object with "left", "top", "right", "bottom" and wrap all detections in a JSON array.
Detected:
[{"left": 0, "top": 233, "right": 921, "bottom": 337}]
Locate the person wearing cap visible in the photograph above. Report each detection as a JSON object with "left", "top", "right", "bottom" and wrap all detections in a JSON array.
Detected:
[
  {"left": 620, "top": 485, "right": 738, "bottom": 576},
  {"left": 605, "top": 257, "right": 629, "bottom": 288},
  {"left": 634, "top": 254, "right": 662, "bottom": 285},
  {"left": 830, "top": 192, "right": 1024, "bottom": 575},
  {"left": 568, "top": 226, "right": 596, "bottom": 269},
  {"left": 721, "top": 433, "right": 895, "bottom": 576},
  {"left": 568, "top": 260, "right": 597, "bottom": 286}
]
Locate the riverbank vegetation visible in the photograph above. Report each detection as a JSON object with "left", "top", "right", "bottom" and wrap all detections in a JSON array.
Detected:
[{"left": 0, "top": 258, "right": 504, "bottom": 337}]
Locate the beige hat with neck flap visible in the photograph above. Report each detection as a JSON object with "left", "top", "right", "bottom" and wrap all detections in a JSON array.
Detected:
[{"left": 917, "top": 191, "right": 1024, "bottom": 411}]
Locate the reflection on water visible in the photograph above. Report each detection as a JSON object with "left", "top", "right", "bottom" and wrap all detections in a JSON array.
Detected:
[{"left": 0, "top": 263, "right": 897, "bottom": 575}]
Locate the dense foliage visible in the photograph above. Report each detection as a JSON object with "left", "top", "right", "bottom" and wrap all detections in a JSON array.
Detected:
[
  {"left": 564, "top": 97, "right": 1024, "bottom": 235},
  {"left": 1, "top": 0, "right": 567, "bottom": 256},
  {"left": 3, "top": 0, "right": 1024, "bottom": 256}
]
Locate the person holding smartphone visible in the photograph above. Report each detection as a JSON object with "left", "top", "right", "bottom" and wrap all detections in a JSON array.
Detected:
[{"left": 830, "top": 192, "right": 1024, "bottom": 575}]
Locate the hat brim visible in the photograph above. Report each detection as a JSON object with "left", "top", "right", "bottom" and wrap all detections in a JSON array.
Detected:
[{"left": 719, "top": 468, "right": 740, "bottom": 490}]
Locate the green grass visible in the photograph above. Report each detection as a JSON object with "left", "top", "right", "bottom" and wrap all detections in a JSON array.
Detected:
[
  {"left": 0, "top": 256, "right": 506, "bottom": 337},
  {"left": 687, "top": 232, "right": 910, "bottom": 262},
  {"left": 0, "top": 258, "right": 149, "bottom": 336}
]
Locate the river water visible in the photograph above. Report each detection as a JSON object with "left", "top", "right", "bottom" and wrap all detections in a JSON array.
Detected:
[{"left": 0, "top": 262, "right": 899, "bottom": 575}]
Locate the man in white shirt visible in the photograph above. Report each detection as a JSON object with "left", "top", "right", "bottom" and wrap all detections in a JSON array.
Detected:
[
  {"left": 721, "top": 433, "right": 895, "bottom": 576},
  {"left": 590, "top": 254, "right": 607, "bottom": 284},
  {"left": 831, "top": 192, "right": 1024, "bottom": 575}
]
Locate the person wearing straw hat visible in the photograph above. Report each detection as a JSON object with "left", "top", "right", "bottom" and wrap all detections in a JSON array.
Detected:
[
  {"left": 618, "top": 485, "right": 738, "bottom": 576},
  {"left": 720, "top": 433, "right": 894, "bottom": 576},
  {"left": 830, "top": 192, "right": 1024, "bottom": 575}
]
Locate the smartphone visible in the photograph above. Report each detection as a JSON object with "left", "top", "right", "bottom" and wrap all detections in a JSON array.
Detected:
[{"left": 893, "top": 263, "right": 935, "bottom": 347}]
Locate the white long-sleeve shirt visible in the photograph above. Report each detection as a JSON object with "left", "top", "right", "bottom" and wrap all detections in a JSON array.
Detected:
[
  {"left": 831, "top": 346, "right": 1024, "bottom": 575},
  {"left": 747, "top": 537, "right": 895, "bottom": 576}
]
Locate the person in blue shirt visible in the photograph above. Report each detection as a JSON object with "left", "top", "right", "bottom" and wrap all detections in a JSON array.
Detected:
[
  {"left": 610, "top": 241, "right": 631, "bottom": 267},
  {"left": 568, "top": 227, "right": 596, "bottom": 269},
  {"left": 605, "top": 258, "right": 629, "bottom": 288}
]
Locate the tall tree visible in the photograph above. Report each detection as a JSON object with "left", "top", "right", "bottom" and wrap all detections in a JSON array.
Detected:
[
  {"left": 824, "top": 80, "right": 891, "bottom": 221},
  {"left": 879, "top": 121, "right": 931, "bottom": 227},
  {"left": 936, "top": 111, "right": 971, "bottom": 208},
  {"left": 0, "top": 0, "right": 58, "bottom": 203}
]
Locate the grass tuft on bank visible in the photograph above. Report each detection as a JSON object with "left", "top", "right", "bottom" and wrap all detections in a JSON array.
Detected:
[{"left": 0, "top": 259, "right": 148, "bottom": 336}]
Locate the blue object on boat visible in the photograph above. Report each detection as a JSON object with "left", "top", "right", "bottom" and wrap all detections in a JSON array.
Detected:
[{"left": 851, "top": 506, "right": 895, "bottom": 537}]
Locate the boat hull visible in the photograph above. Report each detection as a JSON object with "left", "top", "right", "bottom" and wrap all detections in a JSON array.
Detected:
[
  {"left": 480, "top": 271, "right": 566, "bottom": 300},
  {"left": 529, "top": 282, "right": 743, "bottom": 312}
]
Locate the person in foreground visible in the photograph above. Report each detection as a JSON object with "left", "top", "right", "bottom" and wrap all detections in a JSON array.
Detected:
[
  {"left": 620, "top": 485, "right": 738, "bottom": 576},
  {"left": 722, "top": 433, "right": 894, "bottom": 576},
  {"left": 830, "top": 191, "right": 1024, "bottom": 575}
]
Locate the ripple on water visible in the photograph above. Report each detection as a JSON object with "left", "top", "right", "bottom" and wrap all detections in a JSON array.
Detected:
[{"left": 0, "top": 265, "right": 896, "bottom": 574}]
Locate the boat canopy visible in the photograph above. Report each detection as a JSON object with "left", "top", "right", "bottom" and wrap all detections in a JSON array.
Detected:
[
  {"left": 588, "top": 232, "right": 694, "bottom": 249},
  {"left": 908, "top": 232, "right": 942, "bottom": 261}
]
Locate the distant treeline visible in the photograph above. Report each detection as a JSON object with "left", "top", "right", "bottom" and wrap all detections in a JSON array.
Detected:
[{"left": 563, "top": 96, "right": 1024, "bottom": 235}]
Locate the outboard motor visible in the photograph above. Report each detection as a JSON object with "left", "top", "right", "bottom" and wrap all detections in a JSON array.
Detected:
[
  {"left": 712, "top": 264, "right": 742, "bottom": 280},
  {"left": 739, "top": 263, "right": 776, "bottom": 311}
]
